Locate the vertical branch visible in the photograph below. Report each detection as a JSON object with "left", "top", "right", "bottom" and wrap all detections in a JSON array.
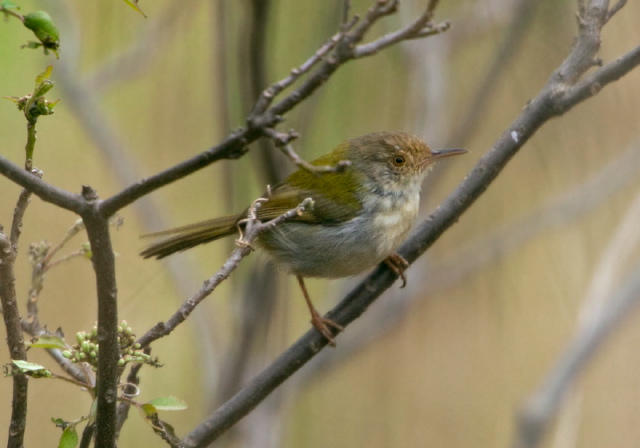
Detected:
[
  {"left": 82, "top": 196, "right": 119, "bottom": 448},
  {"left": 0, "top": 188, "right": 34, "bottom": 448},
  {"left": 0, "top": 236, "right": 28, "bottom": 448}
]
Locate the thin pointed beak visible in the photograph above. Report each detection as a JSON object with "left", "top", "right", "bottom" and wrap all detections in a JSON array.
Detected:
[
  {"left": 419, "top": 148, "right": 467, "bottom": 167},
  {"left": 431, "top": 148, "right": 468, "bottom": 160}
]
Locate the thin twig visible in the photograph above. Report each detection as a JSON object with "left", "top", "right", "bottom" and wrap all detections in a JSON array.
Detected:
[
  {"left": 136, "top": 197, "right": 313, "bottom": 349},
  {"left": 0, "top": 188, "right": 32, "bottom": 447},
  {"left": 263, "top": 128, "right": 351, "bottom": 174},
  {"left": 249, "top": 19, "right": 356, "bottom": 117},
  {"left": 353, "top": 0, "right": 448, "bottom": 58}
]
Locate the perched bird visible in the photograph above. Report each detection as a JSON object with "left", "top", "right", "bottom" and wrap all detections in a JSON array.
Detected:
[{"left": 141, "top": 131, "right": 466, "bottom": 345}]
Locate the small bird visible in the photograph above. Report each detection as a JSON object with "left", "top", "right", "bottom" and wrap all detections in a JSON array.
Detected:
[{"left": 141, "top": 131, "right": 466, "bottom": 346}]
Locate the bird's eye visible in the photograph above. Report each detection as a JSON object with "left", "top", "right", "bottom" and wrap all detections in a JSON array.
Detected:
[{"left": 392, "top": 155, "right": 406, "bottom": 166}]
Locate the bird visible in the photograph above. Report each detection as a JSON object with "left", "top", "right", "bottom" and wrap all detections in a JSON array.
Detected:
[{"left": 141, "top": 131, "right": 466, "bottom": 346}]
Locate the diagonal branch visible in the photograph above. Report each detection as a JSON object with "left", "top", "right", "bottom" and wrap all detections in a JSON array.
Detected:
[
  {"left": 0, "top": 157, "right": 84, "bottom": 213},
  {"left": 136, "top": 197, "right": 314, "bottom": 349}
]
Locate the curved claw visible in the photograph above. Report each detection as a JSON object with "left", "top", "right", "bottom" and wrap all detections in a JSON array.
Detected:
[{"left": 383, "top": 252, "right": 409, "bottom": 288}]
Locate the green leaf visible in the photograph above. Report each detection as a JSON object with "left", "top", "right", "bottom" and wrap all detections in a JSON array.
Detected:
[
  {"left": 9, "top": 359, "right": 52, "bottom": 377},
  {"left": 147, "top": 396, "right": 188, "bottom": 411},
  {"left": 57, "top": 426, "right": 78, "bottom": 448},
  {"left": 27, "top": 334, "right": 68, "bottom": 349},
  {"left": 1, "top": 1, "right": 19, "bottom": 10},
  {"left": 122, "top": 0, "right": 147, "bottom": 18},
  {"left": 51, "top": 417, "right": 67, "bottom": 428},
  {"left": 23, "top": 11, "right": 60, "bottom": 47},
  {"left": 35, "top": 65, "right": 53, "bottom": 85}
]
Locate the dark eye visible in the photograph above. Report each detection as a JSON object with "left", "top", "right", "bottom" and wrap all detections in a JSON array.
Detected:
[{"left": 392, "top": 155, "right": 406, "bottom": 166}]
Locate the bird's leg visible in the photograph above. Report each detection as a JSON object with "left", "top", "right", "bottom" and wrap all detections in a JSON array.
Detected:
[
  {"left": 296, "top": 275, "right": 343, "bottom": 347},
  {"left": 383, "top": 252, "right": 409, "bottom": 288}
]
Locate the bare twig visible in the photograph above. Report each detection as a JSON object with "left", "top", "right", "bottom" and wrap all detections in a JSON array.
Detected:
[
  {"left": 136, "top": 197, "right": 313, "bottom": 349},
  {"left": 353, "top": 0, "right": 449, "bottom": 57},
  {"left": 0, "top": 186, "right": 33, "bottom": 448},
  {"left": 115, "top": 356, "right": 146, "bottom": 437},
  {"left": 0, "top": 157, "right": 84, "bottom": 213},
  {"left": 263, "top": 128, "right": 351, "bottom": 174},
  {"left": 249, "top": 19, "right": 356, "bottom": 117}
]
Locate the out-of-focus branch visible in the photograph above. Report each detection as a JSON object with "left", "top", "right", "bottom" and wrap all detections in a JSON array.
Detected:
[
  {"left": 448, "top": 0, "right": 539, "bottom": 146},
  {"left": 182, "top": 1, "right": 640, "bottom": 446},
  {"left": 514, "top": 144, "right": 640, "bottom": 447},
  {"left": 515, "top": 251, "right": 640, "bottom": 448}
]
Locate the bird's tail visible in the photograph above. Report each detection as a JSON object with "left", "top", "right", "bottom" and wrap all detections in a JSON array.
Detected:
[{"left": 140, "top": 215, "right": 240, "bottom": 259}]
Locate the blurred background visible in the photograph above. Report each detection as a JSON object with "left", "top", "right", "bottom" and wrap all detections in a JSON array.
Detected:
[{"left": 2, "top": 0, "right": 640, "bottom": 447}]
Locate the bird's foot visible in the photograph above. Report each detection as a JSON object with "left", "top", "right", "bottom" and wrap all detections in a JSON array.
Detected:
[
  {"left": 309, "top": 311, "right": 344, "bottom": 347},
  {"left": 384, "top": 252, "right": 409, "bottom": 288}
]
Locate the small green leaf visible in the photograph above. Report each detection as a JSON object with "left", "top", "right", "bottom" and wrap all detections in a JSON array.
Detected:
[
  {"left": 1, "top": 1, "right": 19, "bottom": 10},
  {"left": 10, "top": 359, "right": 53, "bottom": 378},
  {"left": 23, "top": 11, "right": 60, "bottom": 47},
  {"left": 27, "top": 334, "right": 68, "bottom": 349},
  {"left": 147, "top": 396, "right": 188, "bottom": 411},
  {"left": 122, "top": 0, "right": 147, "bottom": 18},
  {"left": 140, "top": 403, "right": 157, "bottom": 417},
  {"left": 35, "top": 64, "right": 53, "bottom": 84},
  {"left": 11, "top": 359, "right": 45, "bottom": 371},
  {"left": 57, "top": 426, "right": 78, "bottom": 448},
  {"left": 34, "top": 79, "right": 54, "bottom": 97},
  {"left": 51, "top": 417, "right": 67, "bottom": 428}
]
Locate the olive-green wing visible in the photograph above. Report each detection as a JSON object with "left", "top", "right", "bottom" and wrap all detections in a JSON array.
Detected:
[{"left": 255, "top": 177, "right": 362, "bottom": 225}]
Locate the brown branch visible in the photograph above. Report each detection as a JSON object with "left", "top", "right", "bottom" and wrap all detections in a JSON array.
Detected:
[
  {"left": 263, "top": 128, "right": 351, "bottom": 174},
  {"left": 0, "top": 156, "right": 85, "bottom": 213},
  {"left": 81, "top": 197, "right": 120, "bottom": 448},
  {"left": 353, "top": 0, "right": 449, "bottom": 57},
  {"left": 0, "top": 186, "right": 33, "bottom": 448}
]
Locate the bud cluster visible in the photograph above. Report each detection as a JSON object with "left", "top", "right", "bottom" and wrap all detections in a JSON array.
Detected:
[{"left": 61, "top": 321, "right": 160, "bottom": 370}]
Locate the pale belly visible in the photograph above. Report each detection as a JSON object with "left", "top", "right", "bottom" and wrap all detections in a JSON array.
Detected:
[{"left": 257, "top": 195, "right": 419, "bottom": 278}]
